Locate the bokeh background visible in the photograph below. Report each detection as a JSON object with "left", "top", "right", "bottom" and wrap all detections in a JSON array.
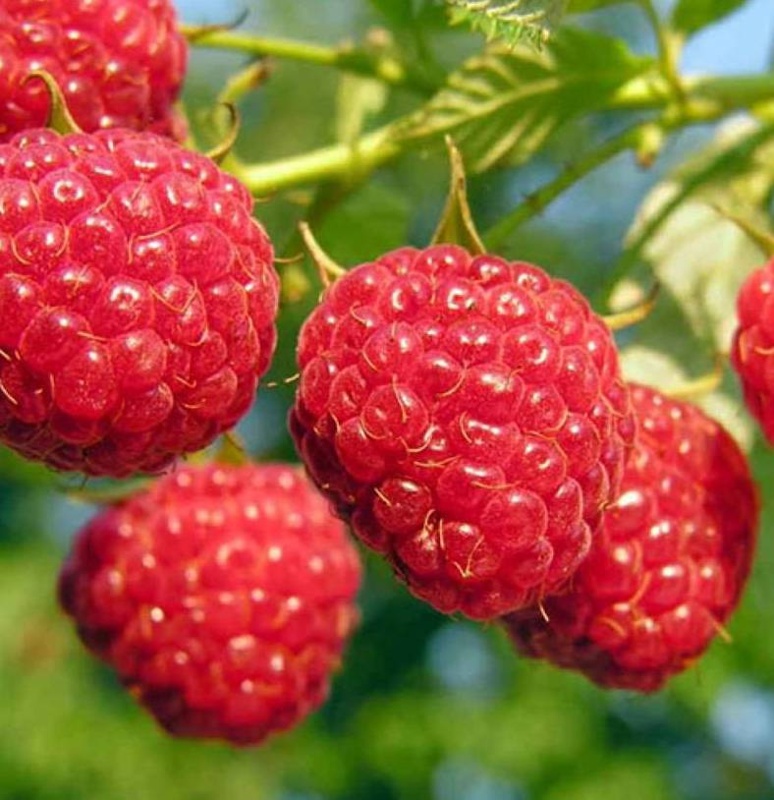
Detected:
[{"left": 3, "top": 1, "right": 774, "bottom": 798}]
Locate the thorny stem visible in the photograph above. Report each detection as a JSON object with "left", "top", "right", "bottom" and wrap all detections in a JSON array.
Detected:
[{"left": 184, "top": 27, "right": 439, "bottom": 95}]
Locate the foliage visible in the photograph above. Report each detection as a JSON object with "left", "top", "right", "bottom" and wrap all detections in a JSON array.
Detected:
[
  {"left": 445, "top": 0, "right": 566, "bottom": 47},
  {"left": 397, "top": 26, "right": 653, "bottom": 171}
]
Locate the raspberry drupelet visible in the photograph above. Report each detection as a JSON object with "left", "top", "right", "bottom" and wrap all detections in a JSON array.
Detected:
[{"left": 732, "top": 257, "right": 774, "bottom": 444}]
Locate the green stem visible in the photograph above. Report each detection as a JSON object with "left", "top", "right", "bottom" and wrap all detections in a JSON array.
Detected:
[
  {"left": 610, "top": 72, "right": 774, "bottom": 113},
  {"left": 237, "top": 70, "right": 774, "bottom": 197},
  {"left": 235, "top": 127, "right": 402, "bottom": 196},
  {"left": 216, "top": 61, "right": 271, "bottom": 107},
  {"left": 183, "top": 27, "right": 438, "bottom": 95},
  {"left": 183, "top": 27, "right": 341, "bottom": 65},
  {"left": 688, "top": 74, "right": 774, "bottom": 109},
  {"left": 637, "top": 0, "right": 685, "bottom": 102},
  {"left": 484, "top": 125, "right": 643, "bottom": 250}
]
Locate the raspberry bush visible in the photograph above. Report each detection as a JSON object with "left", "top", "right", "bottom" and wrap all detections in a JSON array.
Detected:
[{"left": 1, "top": 0, "right": 774, "bottom": 798}]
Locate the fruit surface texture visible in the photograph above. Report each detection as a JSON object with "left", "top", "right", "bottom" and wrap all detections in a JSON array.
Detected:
[
  {"left": 0, "top": 127, "right": 278, "bottom": 476},
  {"left": 0, "top": 0, "right": 187, "bottom": 140},
  {"left": 290, "top": 244, "right": 635, "bottom": 620},
  {"left": 732, "top": 258, "right": 774, "bottom": 443},
  {"left": 58, "top": 463, "right": 362, "bottom": 745},
  {"left": 505, "top": 384, "right": 758, "bottom": 691}
]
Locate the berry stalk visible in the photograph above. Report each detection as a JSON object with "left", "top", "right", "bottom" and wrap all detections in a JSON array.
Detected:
[{"left": 184, "top": 27, "right": 438, "bottom": 94}]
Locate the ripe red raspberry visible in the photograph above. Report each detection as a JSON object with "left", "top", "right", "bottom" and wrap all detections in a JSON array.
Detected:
[
  {"left": 289, "top": 245, "right": 635, "bottom": 620},
  {"left": 732, "top": 257, "right": 774, "bottom": 443},
  {"left": 58, "top": 462, "right": 362, "bottom": 745},
  {"left": 0, "top": 127, "right": 278, "bottom": 476},
  {"left": 0, "top": 0, "right": 187, "bottom": 141},
  {"left": 504, "top": 384, "right": 758, "bottom": 692}
]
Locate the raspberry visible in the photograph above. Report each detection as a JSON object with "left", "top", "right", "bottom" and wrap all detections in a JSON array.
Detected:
[
  {"left": 732, "top": 257, "right": 774, "bottom": 442},
  {"left": 0, "top": 127, "right": 278, "bottom": 476},
  {"left": 58, "top": 462, "right": 362, "bottom": 745},
  {"left": 504, "top": 384, "right": 758, "bottom": 692},
  {"left": 289, "top": 245, "right": 635, "bottom": 620},
  {"left": 0, "top": 0, "right": 187, "bottom": 141}
]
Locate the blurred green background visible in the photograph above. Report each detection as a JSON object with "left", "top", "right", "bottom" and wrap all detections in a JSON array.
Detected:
[{"left": 3, "top": 1, "right": 774, "bottom": 798}]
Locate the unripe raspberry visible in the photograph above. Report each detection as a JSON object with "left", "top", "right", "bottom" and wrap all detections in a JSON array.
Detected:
[
  {"left": 58, "top": 463, "right": 362, "bottom": 745},
  {"left": 0, "top": 127, "right": 278, "bottom": 476},
  {"left": 732, "top": 257, "right": 774, "bottom": 442},
  {"left": 0, "top": 0, "right": 187, "bottom": 140},
  {"left": 290, "top": 245, "right": 635, "bottom": 620},
  {"left": 504, "top": 384, "right": 758, "bottom": 692}
]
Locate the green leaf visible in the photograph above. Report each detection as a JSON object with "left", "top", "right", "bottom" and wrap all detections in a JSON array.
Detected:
[
  {"left": 369, "top": 0, "right": 447, "bottom": 28},
  {"left": 671, "top": 0, "right": 748, "bottom": 37},
  {"left": 566, "top": 0, "right": 629, "bottom": 12},
  {"left": 445, "top": 0, "right": 566, "bottom": 48},
  {"left": 368, "top": 0, "right": 416, "bottom": 26},
  {"left": 396, "top": 26, "right": 652, "bottom": 171},
  {"left": 621, "top": 120, "right": 774, "bottom": 350},
  {"left": 711, "top": 203, "right": 774, "bottom": 256},
  {"left": 604, "top": 119, "right": 774, "bottom": 303},
  {"left": 626, "top": 184, "right": 763, "bottom": 350}
]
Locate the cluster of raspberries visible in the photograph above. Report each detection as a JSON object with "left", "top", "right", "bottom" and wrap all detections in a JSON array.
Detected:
[
  {"left": 289, "top": 245, "right": 760, "bottom": 694},
  {"left": 0, "top": 0, "right": 767, "bottom": 749}
]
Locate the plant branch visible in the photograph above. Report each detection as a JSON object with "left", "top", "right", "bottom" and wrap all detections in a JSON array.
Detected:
[
  {"left": 216, "top": 60, "right": 271, "bottom": 107},
  {"left": 235, "top": 127, "right": 402, "bottom": 196},
  {"left": 610, "top": 72, "right": 774, "bottom": 118},
  {"left": 236, "top": 70, "right": 774, "bottom": 197},
  {"left": 483, "top": 124, "right": 644, "bottom": 250},
  {"left": 183, "top": 27, "right": 439, "bottom": 95},
  {"left": 636, "top": 0, "right": 685, "bottom": 103}
]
